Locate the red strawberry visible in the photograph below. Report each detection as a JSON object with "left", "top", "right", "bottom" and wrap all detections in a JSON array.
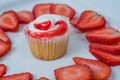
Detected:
[
  {"left": 73, "top": 57, "right": 111, "bottom": 80},
  {"left": 70, "top": 17, "right": 79, "bottom": 28},
  {"left": 0, "top": 10, "right": 19, "bottom": 32},
  {"left": 90, "top": 43, "right": 120, "bottom": 55},
  {"left": 51, "top": 4, "right": 76, "bottom": 19},
  {"left": 77, "top": 10, "right": 106, "bottom": 32},
  {"left": 86, "top": 27, "right": 120, "bottom": 44},
  {"left": 0, "top": 64, "right": 7, "bottom": 77},
  {"left": 0, "top": 40, "right": 11, "bottom": 57},
  {"left": 38, "top": 77, "right": 49, "bottom": 80},
  {"left": 90, "top": 48, "right": 120, "bottom": 66},
  {"left": 0, "top": 28, "right": 11, "bottom": 44},
  {"left": 54, "top": 64, "right": 92, "bottom": 80},
  {"left": 33, "top": 3, "right": 54, "bottom": 18},
  {"left": 0, "top": 72, "right": 33, "bottom": 80},
  {"left": 34, "top": 20, "right": 51, "bottom": 30},
  {"left": 29, "top": 20, "right": 68, "bottom": 38},
  {"left": 17, "top": 10, "right": 34, "bottom": 23}
]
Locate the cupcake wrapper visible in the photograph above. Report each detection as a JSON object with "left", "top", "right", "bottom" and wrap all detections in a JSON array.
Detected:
[{"left": 25, "top": 31, "right": 70, "bottom": 60}]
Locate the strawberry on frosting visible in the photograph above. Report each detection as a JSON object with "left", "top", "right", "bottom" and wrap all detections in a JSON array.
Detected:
[{"left": 24, "top": 14, "right": 71, "bottom": 38}]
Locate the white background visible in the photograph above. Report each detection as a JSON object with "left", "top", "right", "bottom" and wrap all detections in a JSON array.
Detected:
[{"left": 0, "top": 0, "right": 120, "bottom": 80}]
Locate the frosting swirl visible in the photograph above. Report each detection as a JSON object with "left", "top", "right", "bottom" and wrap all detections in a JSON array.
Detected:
[{"left": 24, "top": 14, "right": 70, "bottom": 38}]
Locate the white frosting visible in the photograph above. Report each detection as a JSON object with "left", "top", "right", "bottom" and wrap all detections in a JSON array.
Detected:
[{"left": 27, "top": 14, "right": 71, "bottom": 33}]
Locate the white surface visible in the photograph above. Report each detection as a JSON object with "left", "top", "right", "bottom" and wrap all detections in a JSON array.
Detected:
[{"left": 0, "top": 0, "right": 120, "bottom": 80}]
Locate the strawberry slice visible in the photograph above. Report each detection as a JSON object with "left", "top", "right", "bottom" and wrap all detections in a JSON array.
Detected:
[
  {"left": 0, "top": 10, "right": 19, "bottom": 32},
  {"left": 51, "top": 4, "right": 76, "bottom": 19},
  {"left": 27, "top": 20, "right": 68, "bottom": 38},
  {"left": 86, "top": 27, "right": 120, "bottom": 44},
  {"left": 90, "top": 43, "right": 120, "bottom": 55},
  {"left": 54, "top": 65, "right": 92, "bottom": 80},
  {"left": 34, "top": 20, "right": 51, "bottom": 30},
  {"left": 33, "top": 3, "right": 54, "bottom": 18},
  {"left": 0, "top": 72, "right": 33, "bottom": 80},
  {"left": 70, "top": 17, "right": 79, "bottom": 28},
  {"left": 0, "top": 28, "right": 11, "bottom": 44},
  {"left": 17, "top": 10, "right": 34, "bottom": 23},
  {"left": 38, "top": 77, "right": 49, "bottom": 80},
  {"left": 0, "top": 64, "right": 7, "bottom": 77},
  {"left": 73, "top": 57, "right": 111, "bottom": 80},
  {"left": 77, "top": 10, "right": 106, "bottom": 32},
  {"left": 90, "top": 48, "right": 120, "bottom": 66},
  {"left": 0, "top": 40, "right": 11, "bottom": 57}
]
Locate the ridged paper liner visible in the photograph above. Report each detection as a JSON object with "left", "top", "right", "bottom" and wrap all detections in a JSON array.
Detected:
[{"left": 25, "top": 31, "right": 70, "bottom": 60}]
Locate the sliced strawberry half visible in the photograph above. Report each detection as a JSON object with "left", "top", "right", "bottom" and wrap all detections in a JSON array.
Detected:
[
  {"left": 0, "top": 28, "right": 11, "bottom": 44},
  {"left": 17, "top": 10, "right": 34, "bottom": 23},
  {"left": 34, "top": 20, "right": 51, "bottom": 30},
  {"left": 86, "top": 27, "right": 120, "bottom": 44},
  {"left": 0, "top": 72, "right": 33, "bottom": 80},
  {"left": 90, "top": 48, "right": 120, "bottom": 66},
  {"left": 73, "top": 57, "right": 111, "bottom": 80},
  {"left": 27, "top": 20, "right": 68, "bottom": 38},
  {"left": 51, "top": 4, "right": 76, "bottom": 19},
  {"left": 77, "top": 10, "right": 106, "bottom": 32},
  {"left": 33, "top": 3, "right": 54, "bottom": 18},
  {"left": 0, "top": 40, "right": 11, "bottom": 57},
  {"left": 0, "top": 64, "right": 7, "bottom": 77},
  {"left": 0, "top": 10, "right": 19, "bottom": 32},
  {"left": 38, "top": 77, "right": 49, "bottom": 80},
  {"left": 70, "top": 17, "right": 79, "bottom": 28},
  {"left": 54, "top": 64, "right": 92, "bottom": 80},
  {"left": 90, "top": 43, "right": 120, "bottom": 55}
]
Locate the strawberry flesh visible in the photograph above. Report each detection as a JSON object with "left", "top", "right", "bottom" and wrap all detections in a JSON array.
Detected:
[
  {"left": 54, "top": 65, "right": 92, "bottom": 80},
  {"left": 90, "top": 48, "right": 120, "bottom": 66},
  {"left": 0, "top": 10, "right": 19, "bottom": 32},
  {"left": 33, "top": 3, "right": 53, "bottom": 18},
  {"left": 17, "top": 10, "right": 34, "bottom": 23},
  {"left": 0, "top": 72, "right": 33, "bottom": 80},
  {"left": 73, "top": 57, "right": 111, "bottom": 80},
  {"left": 90, "top": 43, "right": 120, "bottom": 55},
  {"left": 86, "top": 27, "right": 120, "bottom": 44},
  {"left": 70, "top": 17, "right": 79, "bottom": 28},
  {"left": 0, "top": 28, "right": 11, "bottom": 44},
  {"left": 34, "top": 20, "right": 51, "bottom": 30},
  {"left": 0, "top": 40, "right": 11, "bottom": 57},
  {"left": 51, "top": 4, "right": 76, "bottom": 19},
  {"left": 77, "top": 10, "right": 106, "bottom": 32},
  {"left": 38, "top": 77, "right": 49, "bottom": 80},
  {"left": 0, "top": 64, "right": 7, "bottom": 77}
]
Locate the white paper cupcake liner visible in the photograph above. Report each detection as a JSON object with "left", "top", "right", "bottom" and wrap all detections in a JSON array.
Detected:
[{"left": 25, "top": 30, "right": 70, "bottom": 60}]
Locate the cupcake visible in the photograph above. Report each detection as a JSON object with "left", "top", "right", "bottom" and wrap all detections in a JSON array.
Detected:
[{"left": 24, "top": 14, "right": 71, "bottom": 60}]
